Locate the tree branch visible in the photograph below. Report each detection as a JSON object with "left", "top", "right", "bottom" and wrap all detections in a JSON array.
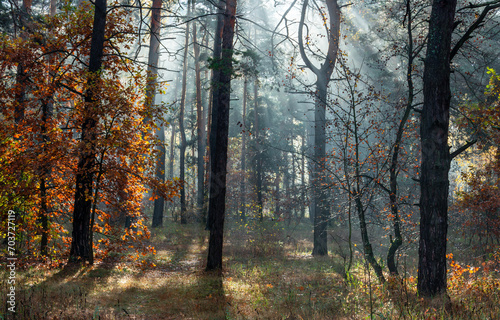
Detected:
[
  {"left": 298, "top": 0, "right": 320, "bottom": 75},
  {"left": 451, "top": 3, "right": 500, "bottom": 60},
  {"left": 450, "top": 139, "right": 477, "bottom": 159}
]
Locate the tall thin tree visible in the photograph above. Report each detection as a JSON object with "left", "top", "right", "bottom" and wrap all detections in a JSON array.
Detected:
[
  {"left": 418, "top": 0, "right": 457, "bottom": 296},
  {"left": 298, "top": 0, "right": 340, "bottom": 256},
  {"left": 69, "top": 0, "right": 107, "bottom": 264},
  {"left": 240, "top": 77, "right": 248, "bottom": 221},
  {"left": 206, "top": 0, "right": 237, "bottom": 271},
  {"left": 149, "top": 0, "right": 165, "bottom": 228},
  {"left": 193, "top": 0, "right": 206, "bottom": 223},
  {"left": 179, "top": 0, "right": 191, "bottom": 225}
]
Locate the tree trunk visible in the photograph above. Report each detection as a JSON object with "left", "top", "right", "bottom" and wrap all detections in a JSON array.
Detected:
[
  {"left": 39, "top": 98, "right": 52, "bottom": 257},
  {"left": 152, "top": 125, "right": 166, "bottom": 227},
  {"left": 50, "top": 0, "right": 56, "bottom": 16},
  {"left": 301, "top": 134, "right": 306, "bottom": 219},
  {"left": 254, "top": 79, "right": 264, "bottom": 222},
  {"left": 386, "top": 0, "right": 416, "bottom": 275},
  {"left": 240, "top": 77, "right": 248, "bottom": 221},
  {"left": 275, "top": 173, "right": 280, "bottom": 218},
  {"left": 203, "top": 31, "right": 210, "bottom": 225},
  {"left": 206, "top": 0, "right": 237, "bottom": 271},
  {"left": 193, "top": 7, "right": 206, "bottom": 223},
  {"left": 355, "top": 197, "right": 385, "bottom": 282},
  {"left": 69, "top": 0, "right": 107, "bottom": 264},
  {"left": 168, "top": 122, "right": 176, "bottom": 220},
  {"left": 307, "top": 125, "right": 315, "bottom": 224},
  {"left": 39, "top": 1, "right": 58, "bottom": 257},
  {"left": 147, "top": 0, "right": 164, "bottom": 228},
  {"left": 179, "top": 0, "right": 191, "bottom": 225},
  {"left": 312, "top": 78, "right": 328, "bottom": 256},
  {"left": 418, "top": 0, "right": 457, "bottom": 297},
  {"left": 289, "top": 152, "right": 295, "bottom": 221},
  {"left": 298, "top": 1, "right": 340, "bottom": 250},
  {"left": 39, "top": 167, "right": 49, "bottom": 256},
  {"left": 205, "top": 2, "right": 222, "bottom": 231}
]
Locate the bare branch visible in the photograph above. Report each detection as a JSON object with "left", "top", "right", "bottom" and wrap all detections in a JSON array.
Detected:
[
  {"left": 450, "top": 140, "right": 477, "bottom": 159},
  {"left": 451, "top": 2, "right": 500, "bottom": 60},
  {"left": 298, "top": 0, "right": 320, "bottom": 75}
]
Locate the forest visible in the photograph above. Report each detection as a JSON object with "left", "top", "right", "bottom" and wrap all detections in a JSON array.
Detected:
[{"left": 0, "top": 0, "right": 500, "bottom": 318}]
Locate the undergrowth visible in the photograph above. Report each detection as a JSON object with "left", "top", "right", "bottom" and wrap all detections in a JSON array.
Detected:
[{"left": 0, "top": 221, "right": 498, "bottom": 319}]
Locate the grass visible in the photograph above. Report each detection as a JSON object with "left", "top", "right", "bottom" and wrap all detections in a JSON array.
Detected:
[{"left": 0, "top": 220, "right": 499, "bottom": 319}]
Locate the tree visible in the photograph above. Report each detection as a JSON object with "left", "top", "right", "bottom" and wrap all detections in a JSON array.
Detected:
[
  {"left": 150, "top": 0, "right": 165, "bottom": 228},
  {"left": 385, "top": 0, "right": 423, "bottom": 276},
  {"left": 417, "top": 0, "right": 458, "bottom": 296},
  {"left": 179, "top": 0, "right": 191, "bottom": 225},
  {"left": 239, "top": 77, "right": 248, "bottom": 221},
  {"left": 206, "top": 0, "right": 237, "bottom": 271},
  {"left": 298, "top": 0, "right": 340, "bottom": 256},
  {"left": 328, "top": 60, "right": 387, "bottom": 282},
  {"left": 417, "top": 0, "right": 500, "bottom": 297},
  {"left": 69, "top": 0, "right": 108, "bottom": 264},
  {"left": 193, "top": 0, "right": 206, "bottom": 223},
  {"left": 253, "top": 78, "right": 264, "bottom": 222}
]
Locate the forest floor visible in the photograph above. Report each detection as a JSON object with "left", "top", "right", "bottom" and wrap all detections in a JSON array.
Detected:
[{"left": 1, "top": 219, "right": 499, "bottom": 319}]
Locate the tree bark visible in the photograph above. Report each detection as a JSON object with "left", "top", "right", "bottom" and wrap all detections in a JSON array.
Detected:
[
  {"left": 312, "top": 78, "right": 328, "bottom": 256},
  {"left": 301, "top": 134, "right": 306, "bottom": 219},
  {"left": 168, "top": 122, "right": 176, "bottom": 219},
  {"left": 418, "top": 0, "right": 457, "bottom": 297},
  {"left": 50, "top": 0, "right": 56, "bottom": 16},
  {"left": 275, "top": 173, "right": 281, "bottom": 218},
  {"left": 254, "top": 79, "right": 264, "bottom": 222},
  {"left": 69, "top": 0, "right": 107, "bottom": 264},
  {"left": 193, "top": 5, "right": 206, "bottom": 223},
  {"left": 152, "top": 125, "right": 166, "bottom": 227},
  {"left": 205, "top": 3, "right": 221, "bottom": 231},
  {"left": 147, "top": 0, "right": 164, "bottom": 228},
  {"left": 240, "top": 77, "right": 248, "bottom": 221},
  {"left": 206, "top": 0, "right": 237, "bottom": 271},
  {"left": 40, "top": 98, "right": 53, "bottom": 256},
  {"left": 179, "top": 0, "right": 191, "bottom": 225}
]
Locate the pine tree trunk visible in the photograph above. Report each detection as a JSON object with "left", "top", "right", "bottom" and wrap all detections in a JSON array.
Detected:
[
  {"left": 275, "top": 173, "right": 280, "bottom": 218},
  {"left": 193, "top": 8, "right": 206, "bottom": 223},
  {"left": 254, "top": 79, "right": 264, "bottom": 222},
  {"left": 147, "top": 0, "right": 164, "bottom": 228},
  {"left": 206, "top": 0, "right": 237, "bottom": 271},
  {"left": 205, "top": 3, "right": 221, "bottom": 231},
  {"left": 301, "top": 134, "right": 306, "bottom": 219},
  {"left": 240, "top": 78, "right": 248, "bottom": 221},
  {"left": 179, "top": 0, "right": 191, "bottom": 225},
  {"left": 418, "top": 0, "right": 457, "bottom": 297},
  {"left": 69, "top": 0, "right": 107, "bottom": 264},
  {"left": 152, "top": 125, "right": 166, "bottom": 227},
  {"left": 168, "top": 123, "right": 176, "bottom": 220}
]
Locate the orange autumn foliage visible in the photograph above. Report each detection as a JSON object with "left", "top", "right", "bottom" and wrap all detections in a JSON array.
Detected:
[{"left": 0, "top": 1, "right": 179, "bottom": 263}]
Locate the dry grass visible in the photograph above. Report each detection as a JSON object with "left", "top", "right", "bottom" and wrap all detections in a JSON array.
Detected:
[{"left": 0, "top": 221, "right": 499, "bottom": 319}]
